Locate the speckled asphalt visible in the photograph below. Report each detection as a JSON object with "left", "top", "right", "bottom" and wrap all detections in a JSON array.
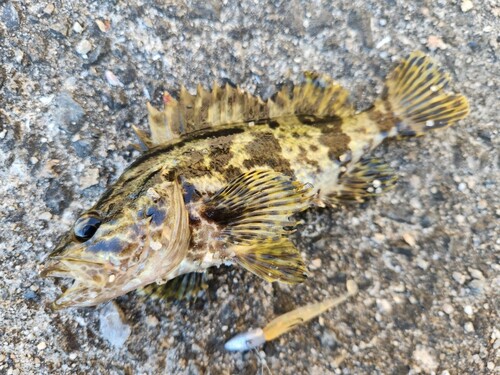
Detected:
[{"left": 0, "top": 1, "right": 498, "bottom": 374}]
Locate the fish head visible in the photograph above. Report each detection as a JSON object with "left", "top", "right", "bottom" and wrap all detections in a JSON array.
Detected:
[{"left": 41, "top": 174, "right": 190, "bottom": 309}]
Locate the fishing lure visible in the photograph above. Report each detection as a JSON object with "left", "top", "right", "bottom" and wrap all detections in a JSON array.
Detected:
[
  {"left": 225, "top": 280, "right": 359, "bottom": 351},
  {"left": 41, "top": 51, "right": 469, "bottom": 309}
]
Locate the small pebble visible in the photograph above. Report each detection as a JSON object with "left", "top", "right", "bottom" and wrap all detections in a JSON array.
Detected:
[
  {"left": 442, "top": 303, "right": 454, "bottom": 315},
  {"left": 37, "top": 341, "right": 47, "bottom": 351},
  {"left": 39, "top": 211, "right": 53, "bottom": 221},
  {"left": 310, "top": 258, "right": 322, "bottom": 269},
  {"left": 145, "top": 315, "right": 159, "bottom": 327},
  {"left": 452, "top": 271, "right": 467, "bottom": 285},
  {"left": 403, "top": 233, "right": 416, "bottom": 247},
  {"left": 413, "top": 345, "right": 438, "bottom": 372},
  {"left": 461, "top": 0, "right": 473, "bottom": 12},
  {"left": 376, "top": 298, "right": 392, "bottom": 314},
  {"left": 427, "top": 35, "right": 447, "bottom": 50},
  {"left": 416, "top": 257, "right": 429, "bottom": 270},
  {"left": 72, "top": 21, "right": 84, "bottom": 33},
  {"left": 463, "top": 305, "right": 473, "bottom": 315},
  {"left": 468, "top": 268, "right": 484, "bottom": 280},
  {"left": 96, "top": 19, "right": 110, "bottom": 33},
  {"left": 43, "top": 4, "right": 55, "bottom": 15},
  {"left": 464, "top": 322, "right": 474, "bottom": 332},
  {"left": 2, "top": 2, "right": 20, "bottom": 29},
  {"left": 105, "top": 70, "right": 124, "bottom": 87},
  {"left": 76, "top": 39, "right": 92, "bottom": 57},
  {"left": 14, "top": 49, "right": 24, "bottom": 63},
  {"left": 468, "top": 279, "right": 485, "bottom": 295},
  {"left": 69, "top": 352, "right": 77, "bottom": 360},
  {"left": 80, "top": 168, "right": 99, "bottom": 189}
]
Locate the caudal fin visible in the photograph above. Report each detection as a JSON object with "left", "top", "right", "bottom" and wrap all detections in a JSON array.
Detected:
[{"left": 382, "top": 51, "right": 469, "bottom": 136}]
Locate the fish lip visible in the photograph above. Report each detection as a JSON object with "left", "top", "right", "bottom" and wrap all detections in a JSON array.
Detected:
[
  {"left": 40, "top": 256, "right": 105, "bottom": 278},
  {"left": 40, "top": 258, "right": 69, "bottom": 278}
]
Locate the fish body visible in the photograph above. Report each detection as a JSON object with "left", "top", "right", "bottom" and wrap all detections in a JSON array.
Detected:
[{"left": 41, "top": 52, "right": 469, "bottom": 309}]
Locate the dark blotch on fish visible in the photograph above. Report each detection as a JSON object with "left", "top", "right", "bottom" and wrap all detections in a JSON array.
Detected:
[{"left": 87, "top": 238, "right": 123, "bottom": 253}]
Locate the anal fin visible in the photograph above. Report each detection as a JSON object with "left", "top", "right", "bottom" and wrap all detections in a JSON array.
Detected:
[
  {"left": 138, "top": 272, "right": 208, "bottom": 302},
  {"left": 327, "top": 157, "right": 397, "bottom": 204}
]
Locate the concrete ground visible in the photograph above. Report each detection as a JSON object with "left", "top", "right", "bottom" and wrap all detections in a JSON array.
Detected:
[{"left": 0, "top": 1, "right": 498, "bottom": 374}]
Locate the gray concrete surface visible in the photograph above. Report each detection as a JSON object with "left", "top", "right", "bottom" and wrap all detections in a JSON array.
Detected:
[{"left": 0, "top": 1, "right": 498, "bottom": 374}]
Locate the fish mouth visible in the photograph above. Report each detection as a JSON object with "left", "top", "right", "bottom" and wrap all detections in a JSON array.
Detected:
[{"left": 40, "top": 257, "right": 110, "bottom": 310}]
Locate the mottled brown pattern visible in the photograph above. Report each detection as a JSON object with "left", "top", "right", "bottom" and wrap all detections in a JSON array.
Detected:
[
  {"left": 368, "top": 100, "right": 400, "bottom": 133},
  {"left": 242, "top": 132, "right": 293, "bottom": 175},
  {"left": 222, "top": 165, "right": 244, "bottom": 180},
  {"left": 298, "top": 145, "right": 320, "bottom": 172},
  {"left": 177, "top": 150, "right": 209, "bottom": 179},
  {"left": 208, "top": 142, "right": 235, "bottom": 177},
  {"left": 319, "top": 122, "right": 351, "bottom": 161}
]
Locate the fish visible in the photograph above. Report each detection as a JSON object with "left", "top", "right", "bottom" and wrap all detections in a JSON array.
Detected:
[{"left": 41, "top": 51, "right": 469, "bottom": 309}]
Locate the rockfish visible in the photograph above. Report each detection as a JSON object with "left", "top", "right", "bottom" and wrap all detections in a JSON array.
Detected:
[{"left": 41, "top": 51, "right": 469, "bottom": 309}]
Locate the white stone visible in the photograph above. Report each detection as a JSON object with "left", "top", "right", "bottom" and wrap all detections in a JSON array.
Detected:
[
  {"left": 464, "top": 305, "right": 473, "bottom": 315},
  {"left": 452, "top": 271, "right": 467, "bottom": 285},
  {"left": 461, "top": 0, "right": 473, "bottom": 12},
  {"left": 310, "top": 258, "right": 322, "bottom": 269},
  {"left": 80, "top": 168, "right": 99, "bottom": 189},
  {"left": 99, "top": 302, "right": 131, "bottom": 348},
  {"left": 72, "top": 22, "right": 84, "bottom": 34},
  {"left": 464, "top": 322, "right": 474, "bottom": 332},
  {"left": 376, "top": 298, "right": 392, "bottom": 314},
  {"left": 413, "top": 345, "right": 438, "bottom": 372},
  {"left": 76, "top": 39, "right": 92, "bottom": 57},
  {"left": 468, "top": 268, "right": 484, "bottom": 280},
  {"left": 442, "top": 303, "right": 454, "bottom": 315}
]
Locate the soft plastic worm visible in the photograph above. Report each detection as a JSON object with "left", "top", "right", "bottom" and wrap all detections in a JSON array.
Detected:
[{"left": 225, "top": 280, "right": 359, "bottom": 352}]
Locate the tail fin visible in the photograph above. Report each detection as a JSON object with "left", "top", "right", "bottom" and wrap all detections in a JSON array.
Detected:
[{"left": 382, "top": 51, "right": 469, "bottom": 136}]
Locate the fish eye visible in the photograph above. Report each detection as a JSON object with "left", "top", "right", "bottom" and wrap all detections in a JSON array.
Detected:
[{"left": 74, "top": 215, "right": 102, "bottom": 242}]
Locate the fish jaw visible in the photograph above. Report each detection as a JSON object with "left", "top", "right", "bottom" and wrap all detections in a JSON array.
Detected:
[
  {"left": 41, "top": 254, "right": 136, "bottom": 309},
  {"left": 41, "top": 247, "right": 182, "bottom": 309}
]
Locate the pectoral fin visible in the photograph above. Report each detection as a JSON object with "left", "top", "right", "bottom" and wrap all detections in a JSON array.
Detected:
[{"left": 202, "top": 169, "right": 313, "bottom": 284}]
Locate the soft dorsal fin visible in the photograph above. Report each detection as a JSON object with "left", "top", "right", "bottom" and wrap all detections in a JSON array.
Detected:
[
  {"left": 268, "top": 72, "right": 354, "bottom": 119},
  {"left": 142, "top": 73, "right": 354, "bottom": 147}
]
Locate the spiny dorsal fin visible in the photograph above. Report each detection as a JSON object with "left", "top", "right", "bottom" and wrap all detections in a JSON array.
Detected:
[
  {"left": 138, "top": 272, "right": 208, "bottom": 302},
  {"left": 201, "top": 169, "right": 313, "bottom": 284},
  {"left": 145, "top": 73, "right": 354, "bottom": 146}
]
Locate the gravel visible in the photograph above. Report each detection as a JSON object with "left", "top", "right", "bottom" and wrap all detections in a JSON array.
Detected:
[{"left": 1, "top": 1, "right": 498, "bottom": 374}]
